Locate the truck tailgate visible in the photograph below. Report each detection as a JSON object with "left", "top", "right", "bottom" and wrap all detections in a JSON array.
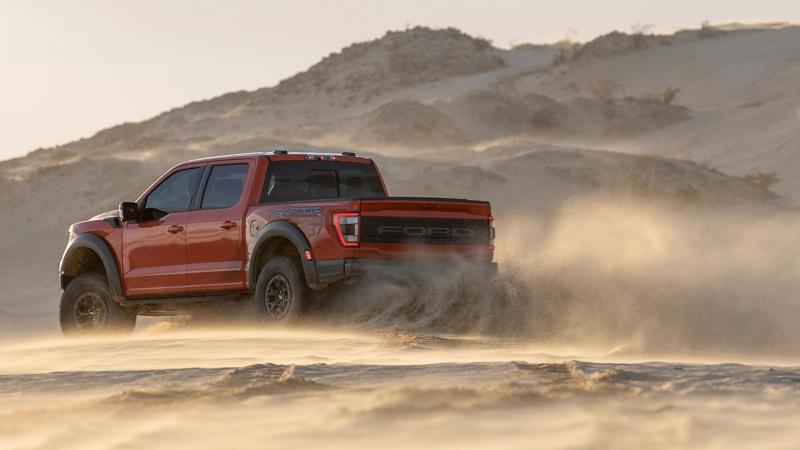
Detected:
[{"left": 357, "top": 197, "right": 493, "bottom": 258}]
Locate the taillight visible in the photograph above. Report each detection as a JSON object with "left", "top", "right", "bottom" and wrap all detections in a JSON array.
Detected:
[{"left": 334, "top": 213, "right": 360, "bottom": 247}]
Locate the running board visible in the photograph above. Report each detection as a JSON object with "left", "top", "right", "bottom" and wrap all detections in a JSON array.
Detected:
[{"left": 122, "top": 293, "right": 250, "bottom": 306}]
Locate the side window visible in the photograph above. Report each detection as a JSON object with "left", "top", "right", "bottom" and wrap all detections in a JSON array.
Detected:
[
  {"left": 262, "top": 163, "right": 310, "bottom": 202},
  {"left": 309, "top": 170, "right": 338, "bottom": 199},
  {"left": 145, "top": 167, "right": 204, "bottom": 215},
  {"left": 201, "top": 164, "right": 248, "bottom": 209}
]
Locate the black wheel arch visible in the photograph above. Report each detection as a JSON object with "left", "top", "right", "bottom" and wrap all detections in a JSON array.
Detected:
[
  {"left": 60, "top": 233, "right": 126, "bottom": 302},
  {"left": 247, "top": 221, "right": 321, "bottom": 290}
]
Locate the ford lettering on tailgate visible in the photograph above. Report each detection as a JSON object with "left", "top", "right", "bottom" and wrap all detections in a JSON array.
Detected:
[{"left": 361, "top": 217, "right": 489, "bottom": 245}]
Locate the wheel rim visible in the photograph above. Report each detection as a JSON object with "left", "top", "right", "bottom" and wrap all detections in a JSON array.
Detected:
[
  {"left": 73, "top": 293, "right": 108, "bottom": 329},
  {"left": 265, "top": 274, "right": 292, "bottom": 319}
]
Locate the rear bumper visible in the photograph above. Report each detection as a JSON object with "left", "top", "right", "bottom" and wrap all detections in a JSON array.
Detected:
[
  {"left": 344, "top": 259, "right": 498, "bottom": 277},
  {"left": 313, "top": 258, "right": 497, "bottom": 288}
]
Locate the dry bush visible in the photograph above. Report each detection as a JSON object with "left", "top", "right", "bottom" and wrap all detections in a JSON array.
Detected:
[
  {"left": 698, "top": 21, "right": 720, "bottom": 38},
  {"left": 552, "top": 41, "right": 582, "bottom": 64},
  {"left": 698, "top": 160, "right": 721, "bottom": 173},
  {"left": 551, "top": 30, "right": 581, "bottom": 64},
  {"left": 553, "top": 47, "right": 569, "bottom": 64},
  {"left": 661, "top": 86, "right": 680, "bottom": 105},
  {"left": 631, "top": 23, "right": 654, "bottom": 34},
  {"left": 630, "top": 23, "right": 654, "bottom": 49},
  {"left": 745, "top": 171, "right": 780, "bottom": 190},
  {"left": 636, "top": 86, "right": 680, "bottom": 105},
  {"left": 473, "top": 35, "right": 493, "bottom": 51}
]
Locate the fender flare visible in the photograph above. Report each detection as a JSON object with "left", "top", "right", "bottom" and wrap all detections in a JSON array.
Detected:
[
  {"left": 60, "top": 233, "right": 126, "bottom": 302},
  {"left": 247, "top": 221, "right": 319, "bottom": 290}
]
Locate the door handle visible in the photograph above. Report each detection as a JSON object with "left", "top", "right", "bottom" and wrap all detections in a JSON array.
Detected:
[
  {"left": 220, "top": 221, "right": 237, "bottom": 230},
  {"left": 167, "top": 225, "right": 184, "bottom": 234}
]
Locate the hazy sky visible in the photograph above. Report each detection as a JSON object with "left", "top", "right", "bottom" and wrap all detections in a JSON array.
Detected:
[{"left": 1, "top": 0, "right": 799, "bottom": 161}]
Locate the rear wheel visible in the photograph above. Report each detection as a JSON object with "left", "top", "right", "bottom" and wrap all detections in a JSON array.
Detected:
[
  {"left": 59, "top": 273, "right": 137, "bottom": 336},
  {"left": 255, "top": 256, "right": 306, "bottom": 323}
]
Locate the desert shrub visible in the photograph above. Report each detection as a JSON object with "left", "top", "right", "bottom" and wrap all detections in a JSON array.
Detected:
[
  {"left": 553, "top": 46, "right": 569, "bottom": 64},
  {"left": 740, "top": 100, "right": 764, "bottom": 109},
  {"left": 473, "top": 35, "right": 493, "bottom": 51},
  {"left": 698, "top": 21, "right": 719, "bottom": 38},
  {"left": 661, "top": 86, "right": 680, "bottom": 105},
  {"left": 590, "top": 79, "right": 621, "bottom": 104},
  {"left": 630, "top": 23, "right": 654, "bottom": 49},
  {"left": 551, "top": 30, "right": 581, "bottom": 64},
  {"left": 635, "top": 86, "right": 680, "bottom": 105},
  {"left": 698, "top": 160, "right": 720, "bottom": 173},
  {"left": 745, "top": 171, "right": 780, "bottom": 190}
]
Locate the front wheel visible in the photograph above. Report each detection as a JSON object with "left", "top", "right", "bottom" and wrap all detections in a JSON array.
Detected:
[
  {"left": 255, "top": 256, "right": 306, "bottom": 323},
  {"left": 59, "top": 273, "right": 137, "bottom": 336}
]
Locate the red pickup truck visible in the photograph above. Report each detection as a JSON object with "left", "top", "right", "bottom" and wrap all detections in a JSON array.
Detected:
[{"left": 58, "top": 151, "right": 495, "bottom": 334}]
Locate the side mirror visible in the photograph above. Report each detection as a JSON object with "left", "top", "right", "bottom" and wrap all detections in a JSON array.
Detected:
[{"left": 119, "top": 202, "right": 139, "bottom": 222}]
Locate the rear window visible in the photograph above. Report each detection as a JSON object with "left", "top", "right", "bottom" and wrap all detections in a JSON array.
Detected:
[{"left": 261, "top": 161, "right": 385, "bottom": 203}]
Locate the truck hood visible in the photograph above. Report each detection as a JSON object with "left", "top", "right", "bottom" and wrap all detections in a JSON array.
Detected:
[
  {"left": 69, "top": 209, "right": 121, "bottom": 237},
  {"left": 90, "top": 210, "right": 119, "bottom": 220}
]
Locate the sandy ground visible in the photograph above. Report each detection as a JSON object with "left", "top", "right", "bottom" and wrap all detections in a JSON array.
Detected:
[{"left": 1, "top": 328, "right": 799, "bottom": 450}]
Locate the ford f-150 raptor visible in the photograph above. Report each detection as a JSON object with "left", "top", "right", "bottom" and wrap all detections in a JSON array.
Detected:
[{"left": 58, "top": 151, "right": 496, "bottom": 334}]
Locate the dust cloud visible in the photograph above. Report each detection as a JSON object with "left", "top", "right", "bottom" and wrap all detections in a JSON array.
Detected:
[{"left": 308, "top": 200, "right": 800, "bottom": 362}]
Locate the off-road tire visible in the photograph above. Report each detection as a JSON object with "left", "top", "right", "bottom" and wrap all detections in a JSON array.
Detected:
[
  {"left": 59, "top": 273, "right": 137, "bottom": 336},
  {"left": 255, "top": 256, "right": 306, "bottom": 323}
]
